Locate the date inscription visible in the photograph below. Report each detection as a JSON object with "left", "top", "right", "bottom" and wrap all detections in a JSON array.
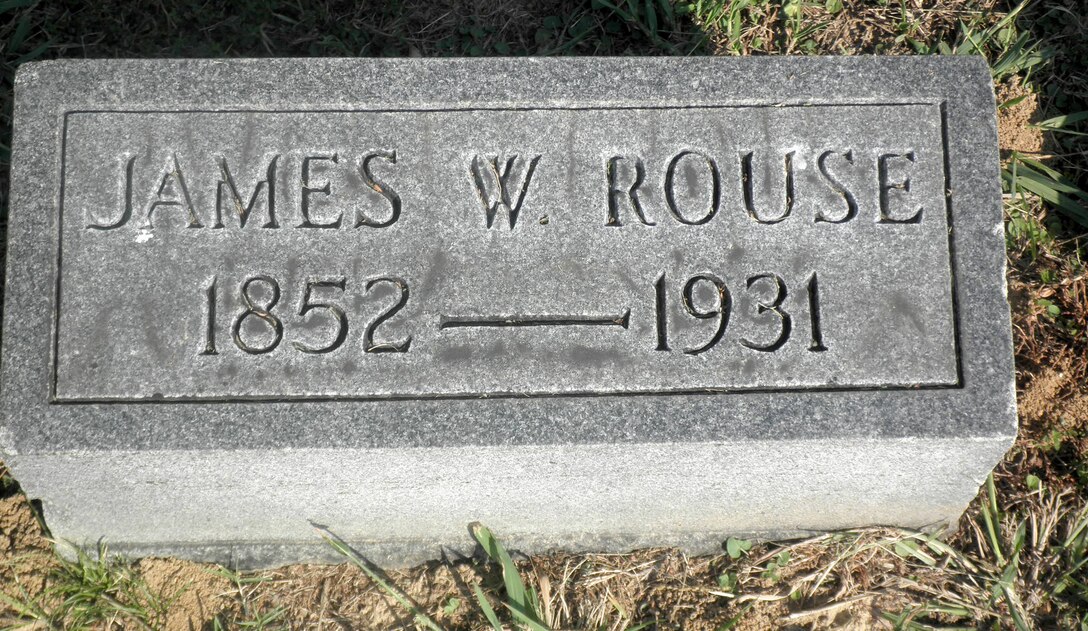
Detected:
[
  {"left": 200, "top": 275, "right": 411, "bottom": 356},
  {"left": 195, "top": 271, "right": 827, "bottom": 359}
]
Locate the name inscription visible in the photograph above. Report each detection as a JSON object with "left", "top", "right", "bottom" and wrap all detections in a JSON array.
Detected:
[{"left": 55, "top": 104, "right": 958, "bottom": 400}]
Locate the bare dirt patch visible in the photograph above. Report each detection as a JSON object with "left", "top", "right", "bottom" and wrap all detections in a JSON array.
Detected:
[
  {"left": 244, "top": 561, "right": 491, "bottom": 629},
  {"left": 1019, "top": 352, "right": 1088, "bottom": 428},
  {"left": 136, "top": 558, "right": 233, "bottom": 631},
  {"left": 0, "top": 492, "right": 56, "bottom": 607},
  {"left": 997, "top": 77, "right": 1046, "bottom": 155}
]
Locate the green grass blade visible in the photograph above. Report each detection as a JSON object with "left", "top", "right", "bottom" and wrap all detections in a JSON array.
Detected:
[
  {"left": 0, "top": 589, "right": 47, "bottom": 623},
  {"left": 1016, "top": 156, "right": 1087, "bottom": 191},
  {"left": 594, "top": 0, "right": 630, "bottom": 20},
  {"left": 317, "top": 528, "right": 445, "bottom": 631},
  {"left": 473, "top": 583, "right": 503, "bottom": 631},
  {"left": 507, "top": 600, "right": 553, "bottom": 631},
  {"left": 657, "top": 0, "right": 675, "bottom": 27},
  {"left": 0, "top": 0, "right": 36, "bottom": 13},
  {"left": 1000, "top": 583, "right": 1031, "bottom": 631},
  {"left": 14, "top": 41, "right": 52, "bottom": 65},
  {"left": 471, "top": 522, "right": 547, "bottom": 628},
  {"left": 1011, "top": 174, "right": 1088, "bottom": 226},
  {"left": 981, "top": 475, "right": 1005, "bottom": 567},
  {"left": 718, "top": 602, "right": 754, "bottom": 630},
  {"left": 1034, "top": 110, "right": 1088, "bottom": 130},
  {"left": 8, "top": 13, "right": 32, "bottom": 51},
  {"left": 1004, "top": 152, "right": 1088, "bottom": 228},
  {"left": 643, "top": 0, "right": 657, "bottom": 37},
  {"left": 471, "top": 523, "right": 526, "bottom": 606}
]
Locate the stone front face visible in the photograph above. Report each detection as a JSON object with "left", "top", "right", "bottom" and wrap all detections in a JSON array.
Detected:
[{"left": 2, "top": 58, "right": 1016, "bottom": 568}]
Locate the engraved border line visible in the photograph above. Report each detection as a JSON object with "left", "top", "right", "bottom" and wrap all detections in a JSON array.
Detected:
[
  {"left": 940, "top": 100, "right": 966, "bottom": 386},
  {"left": 50, "top": 102, "right": 964, "bottom": 404}
]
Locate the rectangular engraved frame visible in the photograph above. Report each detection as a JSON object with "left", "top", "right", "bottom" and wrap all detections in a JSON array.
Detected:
[{"left": 50, "top": 102, "right": 963, "bottom": 403}]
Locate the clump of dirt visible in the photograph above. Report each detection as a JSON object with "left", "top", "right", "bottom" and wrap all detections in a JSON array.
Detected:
[
  {"left": 136, "top": 558, "right": 233, "bottom": 631},
  {"left": 1015, "top": 348, "right": 1088, "bottom": 485},
  {"left": 1019, "top": 351, "right": 1088, "bottom": 427},
  {"left": 0, "top": 492, "right": 57, "bottom": 605},
  {"left": 997, "top": 77, "right": 1046, "bottom": 155}
]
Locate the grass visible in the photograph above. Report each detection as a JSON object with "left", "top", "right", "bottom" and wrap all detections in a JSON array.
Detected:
[
  {"left": 0, "top": 542, "right": 174, "bottom": 630},
  {"left": 0, "top": 0, "right": 1087, "bottom": 629}
]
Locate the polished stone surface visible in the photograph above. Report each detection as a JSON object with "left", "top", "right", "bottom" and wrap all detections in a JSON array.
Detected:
[{"left": 1, "top": 57, "right": 1016, "bottom": 567}]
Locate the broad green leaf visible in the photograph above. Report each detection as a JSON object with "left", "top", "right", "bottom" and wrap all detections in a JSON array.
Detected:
[
  {"left": 0, "top": 0, "right": 36, "bottom": 14},
  {"left": 726, "top": 537, "right": 752, "bottom": 559},
  {"left": 644, "top": 0, "right": 658, "bottom": 36},
  {"left": 471, "top": 522, "right": 547, "bottom": 628}
]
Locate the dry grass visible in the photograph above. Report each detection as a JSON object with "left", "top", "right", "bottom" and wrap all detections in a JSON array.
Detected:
[{"left": 693, "top": 0, "right": 1000, "bottom": 55}]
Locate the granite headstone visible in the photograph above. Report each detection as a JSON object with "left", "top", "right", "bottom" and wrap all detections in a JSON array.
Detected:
[{"left": 1, "top": 57, "right": 1016, "bottom": 567}]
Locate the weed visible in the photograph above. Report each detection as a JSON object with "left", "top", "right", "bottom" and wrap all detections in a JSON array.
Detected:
[
  {"left": 1004, "top": 151, "right": 1088, "bottom": 228},
  {"left": 1006, "top": 195, "right": 1055, "bottom": 262},
  {"left": 725, "top": 536, "right": 753, "bottom": 560},
  {"left": 591, "top": 0, "right": 686, "bottom": 53},
  {"left": 470, "top": 522, "right": 550, "bottom": 631},
  {"left": 951, "top": 0, "right": 1050, "bottom": 82},
  {"left": 0, "top": 542, "right": 173, "bottom": 630},
  {"left": 939, "top": 0, "right": 1088, "bottom": 230},
  {"left": 875, "top": 473, "right": 1088, "bottom": 628},
  {"left": 688, "top": 0, "right": 778, "bottom": 55}
]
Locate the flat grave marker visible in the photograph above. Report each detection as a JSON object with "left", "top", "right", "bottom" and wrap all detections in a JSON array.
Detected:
[{"left": 1, "top": 57, "right": 1016, "bottom": 567}]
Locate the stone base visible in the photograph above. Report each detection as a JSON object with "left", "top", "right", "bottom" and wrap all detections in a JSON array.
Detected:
[{"left": 15, "top": 436, "right": 1009, "bottom": 569}]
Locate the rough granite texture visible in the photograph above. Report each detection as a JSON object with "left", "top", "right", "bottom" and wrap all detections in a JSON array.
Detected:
[{"left": 1, "top": 57, "right": 1016, "bottom": 568}]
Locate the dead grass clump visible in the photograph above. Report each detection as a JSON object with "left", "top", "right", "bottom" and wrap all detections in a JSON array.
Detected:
[
  {"left": 234, "top": 560, "right": 491, "bottom": 629},
  {"left": 696, "top": 478, "right": 1088, "bottom": 628},
  {"left": 210, "top": 548, "right": 727, "bottom": 630},
  {"left": 951, "top": 466, "right": 1088, "bottom": 628},
  {"left": 698, "top": 0, "right": 999, "bottom": 56},
  {"left": 526, "top": 549, "right": 726, "bottom": 630},
  {"left": 810, "top": 0, "right": 997, "bottom": 55}
]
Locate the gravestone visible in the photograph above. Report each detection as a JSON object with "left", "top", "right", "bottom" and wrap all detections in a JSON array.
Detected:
[{"left": 1, "top": 57, "right": 1016, "bottom": 568}]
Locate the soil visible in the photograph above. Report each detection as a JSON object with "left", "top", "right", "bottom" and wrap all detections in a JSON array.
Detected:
[
  {"left": 136, "top": 559, "right": 233, "bottom": 631},
  {"left": 996, "top": 77, "right": 1046, "bottom": 155},
  {"left": 0, "top": 494, "right": 56, "bottom": 603}
]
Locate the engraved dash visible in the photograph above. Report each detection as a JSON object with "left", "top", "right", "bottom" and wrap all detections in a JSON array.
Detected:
[{"left": 439, "top": 310, "right": 631, "bottom": 330}]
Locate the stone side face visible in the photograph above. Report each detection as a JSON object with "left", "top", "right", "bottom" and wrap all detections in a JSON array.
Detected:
[{"left": 2, "top": 58, "right": 1015, "bottom": 568}]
